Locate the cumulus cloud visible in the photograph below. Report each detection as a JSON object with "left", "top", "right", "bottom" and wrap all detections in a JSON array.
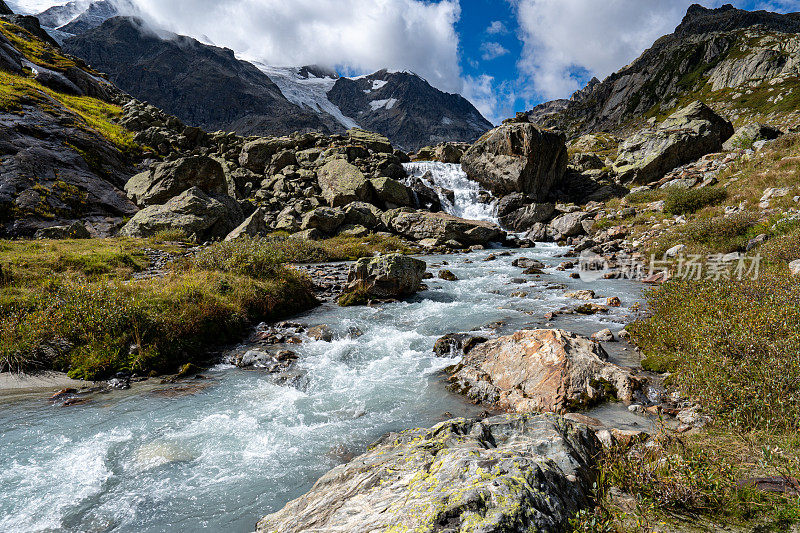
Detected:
[
  {"left": 514, "top": 0, "right": 800, "bottom": 103},
  {"left": 485, "top": 20, "right": 508, "bottom": 34},
  {"left": 128, "top": 0, "right": 465, "bottom": 94},
  {"left": 10, "top": 0, "right": 466, "bottom": 95},
  {"left": 480, "top": 41, "right": 509, "bottom": 61}
]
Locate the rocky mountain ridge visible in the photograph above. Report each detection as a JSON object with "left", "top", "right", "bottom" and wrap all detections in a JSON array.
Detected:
[
  {"left": 36, "top": 1, "right": 492, "bottom": 151},
  {"left": 527, "top": 3, "right": 800, "bottom": 138}
]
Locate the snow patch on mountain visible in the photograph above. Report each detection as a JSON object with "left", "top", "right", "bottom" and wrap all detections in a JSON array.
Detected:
[{"left": 256, "top": 64, "right": 360, "bottom": 131}]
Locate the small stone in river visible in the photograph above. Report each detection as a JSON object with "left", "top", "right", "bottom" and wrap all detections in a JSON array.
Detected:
[
  {"left": 575, "top": 303, "right": 608, "bottom": 315},
  {"left": 275, "top": 350, "right": 298, "bottom": 362},
  {"left": 592, "top": 329, "right": 615, "bottom": 342},
  {"left": 512, "top": 257, "right": 545, "bottom": 269},
  {"left": 628, "top": 404, "right": 646, "bottom": 414},
  {"left": 510, "top": 291, "right": 528, "bottom": 298},
  {"left": 564, "top": 289, "right": 596, "bottom": 300},
  {"left": 439, "top": 269, "right": 458, "bottom": 281},
  {"left": 307, "top": 325, "right": 334, "bottom": 342},
  {"left": 607, "top": 296, "right": 622, "bottom": 307},
  {"left": 523, "top": 267, "right": 544, "bottom": 275},
  {"left": 569, "top": 273, "right": 580, "bottom": 279},
  {"left": 484, "top": 254, "right": 497, "bottom": 262},
  {"left": 422, "top": 272, "right": 434, "bottom": 279}
]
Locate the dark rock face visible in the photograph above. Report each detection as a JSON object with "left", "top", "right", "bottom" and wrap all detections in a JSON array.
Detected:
[
  {"left": 525, "top": 5, "right": 800, "bottom": 137},
  {"left": 327, "top": 69, "right": 493, "bottom": 151},
  {"left": 0, "top": 0, "right": 12, "bottom": 15},
  {"left": 63, "top": 17, "right": 329, "bottom": 137},
  {"left": 461, "top": 121, "right": 568, "bottom": 198},
  {"left": 0, "top": 107, "right": 136, "bottom": 237}
]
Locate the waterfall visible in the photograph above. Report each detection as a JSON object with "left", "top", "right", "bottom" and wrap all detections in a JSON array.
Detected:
[{"left": 402, "top": 162, "right": 499, "bottom": 225}]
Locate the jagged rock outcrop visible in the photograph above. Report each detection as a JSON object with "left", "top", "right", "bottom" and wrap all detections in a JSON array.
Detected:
[
  {"left": 461, "top": 119, "right": 568, "bottom": 199},
  {"left": 0, "top": 1, "right": 12, "bottom": 15},
  {"left": 448, "top": 329, "right": 642, "bottom": 414},
  {"left": 613, "top": 101, "right": 734, "bottom": 184},
  {"left": 257, "top": 414, "right": 602, "bottom": 533},
  {"left": 0, "top": 19, "right": 137, "bottom": 237},
  {"left": 328, "top": 69, "right": 493, "bottom": 151},
  {"left": 526, "top": 4, "right": 800, "bottom": 137}
]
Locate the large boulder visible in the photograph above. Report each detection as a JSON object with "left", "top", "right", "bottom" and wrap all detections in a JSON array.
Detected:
[
  {"left": 387, "top": 210, "right": 505, "bottom": 246},
  {"left": 125, "top": 156, "right": 227, "bottom": 207},
  {"left": 614, "top": 101, "right": 734, "bottom": 184},
  {"left": 722, "top": 122, "right": 782, "bottom": 151},
  {"left": 548, "top": 211, "right": 589, "bottom": 239},
  {"left": 370, "top": 177, "right": 412, "bottom": 208},
  {"left": 120, "top": 187, "right": 242, "bottom": 241},
  {"left": 317, "top": 159, "right": 372, "bottom": 207},
  {"left": 348, "top": 128, "right": 393, "bottom": 153},
  {"left": 342, "top": 253, "right": 426, "bottom": 301},
  {"left": 224, "top": 207, "right": 268, "bottom": 241},
  {"left": 448, "top": 329, "right": 641, "bottom": 414},
  {"left": 461, "top": 122, "right": 568, "bottom": 199},
  {"left": 499, "top": 202, "right": 556, "bottom": 232},
  {"left": 238, "top": 137, "right": 295, "bottom": 173},
  {"left": 300, "top": 206, "right": 345, "bottom": 234},
  {"left": 257, "top": 414, "right": 601, "bottom": 533}
]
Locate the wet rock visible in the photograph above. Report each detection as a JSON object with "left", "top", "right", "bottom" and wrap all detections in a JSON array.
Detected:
[
  {"left": 574, "top": 303, "right": 608, "bottom": 315},
  {"left": 307, "top": 325, "right": 334, "bottom": 342},
  {"left": 386, "top": 210, "right": 505, "bottom": 246},
  {"left": 448, "top": 329, "right": 642, "bottom": 414},
  {"left": 607, "top": 296, "right": 622, "bottom": 307},
  {"left": 340, "top": 253, "right": 426, "bottom": 305},
  {"left": 592, "top": 329, "right": 615, "bottom": 342},
  {"left": 564, "top": 289, "right": 595, "bottom": 300},
  {"left": 257, "top": 414, "right": 602, "bottom": 533},
  {"left": 438, "top": 269, "right": 458, "bottom": 281},
  {"left": 432, "top": 333, "right": 487, "bottom": 357},
  {"left": 512, "top": 257, "right": 545, "bottom": 269}
]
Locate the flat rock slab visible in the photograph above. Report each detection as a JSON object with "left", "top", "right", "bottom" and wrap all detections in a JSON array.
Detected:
[{"left": 257, "top": 413, "right": 601, "bottom": 533}]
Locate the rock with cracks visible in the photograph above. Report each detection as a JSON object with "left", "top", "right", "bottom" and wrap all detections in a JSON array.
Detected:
[
  {"left": 448, "top": 329, "right": 641, "bottom": 414},
  {"left": 257, "top": 413, "right": 602, "bottom": 533}
]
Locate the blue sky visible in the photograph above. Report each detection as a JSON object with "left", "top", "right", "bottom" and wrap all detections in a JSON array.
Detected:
[
  {"left": 454, "top": 0, "right": 800, "bottom": 122},
  {"left": 10, "top": 0, "right": 800, "bottom": 123}
]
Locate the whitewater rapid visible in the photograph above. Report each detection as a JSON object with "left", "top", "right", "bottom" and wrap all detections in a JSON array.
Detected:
[{"left": 402, "top": 162, "right": 499, "bottom": 224}]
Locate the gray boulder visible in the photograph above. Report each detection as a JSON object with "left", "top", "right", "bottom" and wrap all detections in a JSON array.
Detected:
[
  {"left": 387, "top": 210, "right": 505, "bottom": 246},
  {"left": 301, "top": 206, "right": 346, "bottom": 234},
  {"left": 34, "top": 221, "right": 91, "bottom": 240},
  {"left": 238, "top": 137, "right": 294, "bottom": 173},
  {"left": 120, "top": 187, "right": 242, "bottom": 240},
  {"left": 370, "top": 176, "right": 412, "bottom": 208},
  {"left": 722, "top": 123, "right": 782, "bottom": 151},
  {"left": 224, "top": 207, "right": 268, "bottom": 241},
  {"left": 499, "top": 202, "right": 556, "bottom": 232},
  {"left": 343, "top": 253, "right": 426, "bottom": 301},
  {"left": 257, "top": 414, "right": 601, "bottom": 533},
  {"left": 549, "top": 211, "right": 589, "bottom": 239},
  {"left": 343, "top": 201, "right": 383, "bottom": 230},
  {"left": 614, "top": 101, "right": 734, "bottom": 184},
  {"left": 461, "top": 121, "right": 568, "bottom": 199},
  {"left": 317, "top": 159, "right": 372, "bottom": 207},
  {"left": 125, "top": 156, "right": 228, "bottom": 207}
]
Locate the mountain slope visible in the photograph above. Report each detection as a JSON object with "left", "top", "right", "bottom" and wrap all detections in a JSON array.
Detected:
[
  {"left": 527, "top": 3, "right": 800, "bottom": 137},
  {"left": 49, "top": 3, "right": 492, "bottom": 150},
  {"left": 328, "top": 69, "right": 493, "bottom": 151},
  {"left": 63, "top": 16, "right": 330, "bottom": 137}
]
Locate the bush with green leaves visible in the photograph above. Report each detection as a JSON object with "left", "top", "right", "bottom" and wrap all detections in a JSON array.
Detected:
[{"left": 664, "top": 187, "right": 728, "bottom": 215}]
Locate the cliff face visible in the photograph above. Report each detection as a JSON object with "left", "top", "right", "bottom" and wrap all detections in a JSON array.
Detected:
[{"left": 527, "top": 4, "right": 800, "bottom": 137}]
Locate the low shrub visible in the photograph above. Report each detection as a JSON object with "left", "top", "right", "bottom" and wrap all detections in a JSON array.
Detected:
[
  {"left": 664, "top": 187, "right": 728, "bottom": 215},
  {"left": 625, "top": 189, "right": 664, "bottom": 205}
]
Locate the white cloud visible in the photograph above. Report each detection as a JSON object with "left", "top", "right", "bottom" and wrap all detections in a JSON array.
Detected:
[
  {"left": 480, "top": 41, "right": 509, "bottom": 61},
  {"left": 514, "top": 0, "right": 800, "bottom": 103},
  {"left": 486, "top": 20, "right": 508, "bottom": 34},
  {"left": 129, "top": 0, "right": 466, "bottom": 93}
]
